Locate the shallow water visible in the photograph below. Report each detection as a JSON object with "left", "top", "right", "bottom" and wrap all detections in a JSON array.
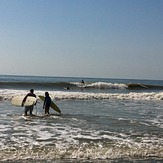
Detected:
[{"left": 0, "top": 75, "right": 163, "bottom": 162}]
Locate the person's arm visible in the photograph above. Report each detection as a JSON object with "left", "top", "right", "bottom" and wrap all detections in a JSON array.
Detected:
[{"left": 22, "top": 95, "right": 28, "bottom": 106}]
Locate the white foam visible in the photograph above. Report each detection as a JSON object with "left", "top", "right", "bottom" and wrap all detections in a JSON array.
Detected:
[
  {"left": 1, "top": 89, "right": 163, "bottom": 101},
  {"left": 86, "top": 82, "right": 127, "bottom": 89},
  {"left": 72, "top": 82, "right": 127, "bottom": 89},
  {"left": 0, "top": 120, "right": 163, "bottom": 160},
  {"left": 52, "top": 91, "right": 163, "bottom": 101}
]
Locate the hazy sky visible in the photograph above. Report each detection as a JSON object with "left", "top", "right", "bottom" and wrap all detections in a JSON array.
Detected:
[{"left": 0, "top": 0, "right": 163, "bottom": 80}]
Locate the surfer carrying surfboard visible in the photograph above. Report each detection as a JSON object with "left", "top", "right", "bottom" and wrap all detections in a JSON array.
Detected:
[
  {"left": 43, "top": 92, "right": 51, "bottom": 114},
  {"left": 22, "top": 89, "right": 37, "bottom": 116}
]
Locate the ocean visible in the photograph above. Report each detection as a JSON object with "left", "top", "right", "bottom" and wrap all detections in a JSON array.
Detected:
[{"left": 0, "top": 75, "right": 163, "bottom": 163}]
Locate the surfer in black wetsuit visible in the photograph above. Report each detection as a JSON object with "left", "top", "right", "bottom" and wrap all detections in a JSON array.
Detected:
[
  {"left": 43, "top": 92, "right": 51, "bottom": 114},
  {"left": 22, "top": 89, "right": 36, "bottom": 116},
  {"left": 81, "top": 79, "right": 85, "bottom": 84}
]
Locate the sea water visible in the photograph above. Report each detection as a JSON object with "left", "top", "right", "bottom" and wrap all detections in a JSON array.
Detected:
[{"left": 0, "top": 75, "right": 163, "bottom": 163}]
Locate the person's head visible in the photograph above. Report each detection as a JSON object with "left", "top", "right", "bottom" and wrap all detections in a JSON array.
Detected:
[
  {"left": 30, "top": 89, "right": 34, "bottom": 93},
  {"left": 45, "top": 92, "right": 49, "bottom": 96}
]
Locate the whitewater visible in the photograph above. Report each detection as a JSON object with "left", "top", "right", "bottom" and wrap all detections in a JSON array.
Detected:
[{"left": 0, "top": 75, "right": 163, "bottom": 163}]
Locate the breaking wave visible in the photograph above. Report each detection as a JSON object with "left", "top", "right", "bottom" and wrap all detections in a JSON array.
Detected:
[
  {"left": 1, "top": 89, "right": 163, "bottom": 101},
  {"left": 1, "top": 81, "right": 163, "bottom": 91}
]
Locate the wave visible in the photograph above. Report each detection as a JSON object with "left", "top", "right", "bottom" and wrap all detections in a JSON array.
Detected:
[
  {"left": 1, "top": 81, "right": 163, "bottom": 90},
  {"left": 0, "top": 120, "right": 162, "bottom": 161},
  {"left": 72, "top": 82, "right": 127, "bottom": 89},
  {"left": 0, "top": 115, "right": 162, "bottom": 161},
  {"left": 1, "top": 89, "right": 163, "bottom": 101},
  {"left": 1, "top": 139, "right": 162, "bottom": 161},
  {"left": 0, "top": 81, "right": 75, "bottom": 89},
  {"left": 80, "top": 82, "right": 163, "bottom": 90},
  {"left": 127, "top": 83, "right": 163, "bottom": 89}
]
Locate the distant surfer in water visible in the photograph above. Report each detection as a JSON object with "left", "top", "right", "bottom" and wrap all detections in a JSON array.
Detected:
[
  {"left": 22, "top": 89, "right": 36, "bottom": 116},
  {"left": 66, "top": 86, "right": 70, "bottom": 90},
  {"left": 81, "top": 79, "right": 85, "bottom": 84},
  {"left": 43, "top": 92, "right": 51, "bottom": 114}
]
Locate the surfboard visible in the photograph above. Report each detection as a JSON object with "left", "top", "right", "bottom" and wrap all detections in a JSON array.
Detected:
[
  {"left": 11, "top": 96, "right": 37, "bottom": 107},
  {"left": 38, "top": 95, "right": 61, "bottom": 113}
]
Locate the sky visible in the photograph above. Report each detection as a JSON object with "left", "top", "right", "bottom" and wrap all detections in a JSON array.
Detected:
[{"left": 0, "top": 0, "right": 163, "bottom": 80}]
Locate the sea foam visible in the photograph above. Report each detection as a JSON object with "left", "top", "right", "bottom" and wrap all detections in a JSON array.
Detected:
[{"left": 1, "top": 89, "right": 163, "bottom": 101}]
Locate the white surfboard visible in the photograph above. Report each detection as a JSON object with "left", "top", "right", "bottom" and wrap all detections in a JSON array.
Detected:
[{"left": 11, "top": 96, "right": 37, "bottom": 107}]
